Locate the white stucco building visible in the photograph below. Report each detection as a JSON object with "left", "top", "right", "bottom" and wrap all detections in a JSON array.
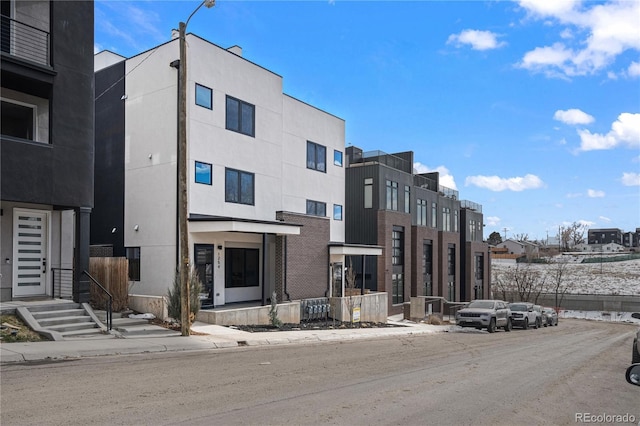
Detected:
[{"left": 93, "top": 34, "right": 376, "bottom": 310}]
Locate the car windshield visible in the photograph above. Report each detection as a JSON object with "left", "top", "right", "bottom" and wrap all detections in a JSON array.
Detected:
[
  {"left": 510, "top": 305, "right": 527, "bottom": 311},
  {"left": 468, "top": 301, "right": 495, "bottom": 309}
]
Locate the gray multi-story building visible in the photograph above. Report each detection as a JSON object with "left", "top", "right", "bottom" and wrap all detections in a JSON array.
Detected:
[
  {"left": 345, "top": 146, "right": 490, "bottom": 315},
  {"left": 1, "top": 0, "right": 94, "bottom": 302}
]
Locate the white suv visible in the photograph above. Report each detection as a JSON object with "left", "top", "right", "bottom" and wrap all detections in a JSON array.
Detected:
[
  {"left": 456, "top": 300, "right": 512, "bottom": 333},
  {"left": 509, "top": 302, "right": 539, "bottom": 330}
]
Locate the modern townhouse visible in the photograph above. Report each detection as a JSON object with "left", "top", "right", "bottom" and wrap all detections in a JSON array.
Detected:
[
  {"left": 1, "top": 0, "right": 94, "bottom": 303},
  {"left": 344, "top": 146, "right": 491, "bottom": 315},
  {"left": 93, "top": 33, "right": 377, "bottom": 313}
]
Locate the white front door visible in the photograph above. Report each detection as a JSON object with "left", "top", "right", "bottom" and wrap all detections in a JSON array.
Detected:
[{"left": 12, "top": 209, "right": 49, "bottom": 297}]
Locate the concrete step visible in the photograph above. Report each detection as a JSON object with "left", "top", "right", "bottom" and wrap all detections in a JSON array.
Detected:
[
  {"left": 112, "top": 318, "right": 150, "bottom": 328},
  {"left": 47, "top": 321, "right": 100, "bottom": 333},
  {"left": 116, "top": 324, "right": 181, "bottom": 337},
  {"left": 61, "top": 328, "right": 109, "bottom": 338},
  {"left": 38, "top": 315, "right": 93, "bottom": 327},
  {"left": 31, "top": 308, "right": 86, "bottom": 320},
  {"left": 25, "top": 302, "right": 80, "bottom": 313}
]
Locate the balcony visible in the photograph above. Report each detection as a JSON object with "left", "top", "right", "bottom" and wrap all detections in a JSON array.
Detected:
[
  {"left": 1, "top": 14, "right": 50, "bottom": 67},
  {"left": 460, "top": 199, "right": 482, "bottom": 213}
]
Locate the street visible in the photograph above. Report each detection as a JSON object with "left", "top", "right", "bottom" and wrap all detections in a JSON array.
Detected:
[{"left": 1, "top": 319, "right": 638, "bottom": 425}]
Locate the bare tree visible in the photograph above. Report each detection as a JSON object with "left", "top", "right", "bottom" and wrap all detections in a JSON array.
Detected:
[
  {"left": 558, "top": 222, "right": 588, "bottom": 251},
  {"left": 545, "top": 258, "right": 577, "bottom": 309},
  {"left": 514, "top": 233, "right": 529, "bottom": 242}
]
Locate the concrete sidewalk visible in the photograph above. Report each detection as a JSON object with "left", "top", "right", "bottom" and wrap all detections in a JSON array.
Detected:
[{"left": 1, "top": 318, "right": 452, "bottom": 364}]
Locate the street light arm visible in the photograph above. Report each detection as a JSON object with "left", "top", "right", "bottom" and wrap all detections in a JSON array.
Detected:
[{"left": 185, "top": 0, "right": 215, "bottom": 29}]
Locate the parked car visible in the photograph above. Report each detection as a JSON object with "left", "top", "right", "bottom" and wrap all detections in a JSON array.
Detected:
[
  {"left": 541, "top": 307, "right": 558, "bottom": 327},
  {"left": 533, "top": 305, "right": 543, "bottom": 328},
  {"left": 456, "top": 300, "right": 512, "bottom": 333},
  {"left": 632, "top": 313, "right": 640, "bottom": 364},
  {"left": 509, "top": 302, "right": 538, "bottom": 329}
]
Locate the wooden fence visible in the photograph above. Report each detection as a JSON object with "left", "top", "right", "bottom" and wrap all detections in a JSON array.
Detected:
[{"left": 89, "top": 257, "right": 129, "bottom": 312}]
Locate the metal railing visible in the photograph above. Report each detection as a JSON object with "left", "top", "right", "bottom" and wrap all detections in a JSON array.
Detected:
[
  {"left": 51, "top": 267, "right": 74, "bottom": 300},
  {"left": 1, "top": 14, "right": 50, "bottom": 66},
  {"left": 83, "top": 270, "right": 113, "bottom": 331}
]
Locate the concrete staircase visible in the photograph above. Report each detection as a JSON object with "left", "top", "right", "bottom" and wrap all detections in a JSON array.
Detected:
[{"left": 17, "top": 302, "right": 108, "bottom": 341}]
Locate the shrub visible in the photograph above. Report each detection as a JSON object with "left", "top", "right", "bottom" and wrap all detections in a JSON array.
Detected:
[{"left": 167, "top": 267, "right": 203, "bottom": 323}]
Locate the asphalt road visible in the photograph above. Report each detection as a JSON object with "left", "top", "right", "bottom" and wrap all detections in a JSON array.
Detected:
[{"left": 1, "top": 319, "right": 638, "bottom": 426}]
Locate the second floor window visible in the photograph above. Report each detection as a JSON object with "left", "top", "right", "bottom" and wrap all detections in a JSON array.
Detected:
[
  {"left": 431, "top": 202, "right": 437, "bottom": 228},
  {"left": 386, "top": 180, "right": 398, "bottom": 211},
  {"left": 417, "top": 199, "right": 427, "bottom": 226},
  {"left": 195, "top": 84, "right": 212, "bottom": 109},
  {"left": 307, "top": 141, "right": 326, "bottom": 172},
  {"left": 226, "top": 95, "right": 255, "bottom": 137},
  {"left": 306, "top": 200, "right": 326, "bottom": 217},
  {"left": 443, "top": 207, "right": 451, "bottom": 232},
  {"left": 333, "top": 204, "right": 343, "bottom": 221},
  {"left": 195, "top": 161, "right": 212, "bottom": 185},
  {"left": 404, "top": 185, "right": 411, "bottom": 214},
  {"left": 392, "top": 227, "right": 404, "bottom": 265},
  {"left": 225, "top": 168, "right": 254, "bottom": 205}
]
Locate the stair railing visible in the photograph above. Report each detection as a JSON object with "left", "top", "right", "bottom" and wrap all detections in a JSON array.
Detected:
[{"left": 83, "top": 270, "right": 113, "bottom": 331}]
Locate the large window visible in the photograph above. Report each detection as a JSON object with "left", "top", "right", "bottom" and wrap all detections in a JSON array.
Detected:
[
  {"left": 225, "top": 168, "right": 254, "bottom": 205},
  {"left": 470, "top": 219, "right": 477, "bottom": 241},
  {"left": 306, "top": 200, "right": 326, "bottom": 217},
  {"left": 392, "top": 273, "right": 404, "bottom": 305},
  {"left": 443, "top": 207, "right": 451, "bottom": 232},
  {"left": 386, "top": 180, "right": 398, "bottom": 211},
  {"left": 431, "top": 202, "right": 437, "bottom": 228},
  {"left": 417, "top": 199, "right": 427, "bottom": 226},
  {"left": 307, "top": 141, "right": 326, "bottom": 172},
  {"left": 225, "top": 95, "right": 255, "bottom": 137},
  {"left": 423, "top": 241, "right": 433, "bottom": 296},
  {"left": 195, "top": 161, "right": 212, "bottom": 185},
  {"left": 454, "top": 209, "right": 458, "bottom": 232},
  {"left": 195, "top": 83, "right": 212, "bottom": 109},
  {"left": 364, "top": 178, "right": 373, "bottom": 209},
  {"left": 1, "top": 100, "right": 34, "bottom": 140},
  {"left": 392, "top": 227, "right": 404, "bottom": 266},
  {"left": 404, "top": 185, "right": 411, "bottom": 214},
  {"left": 125, "top": 247, "right": 140, "bottom": 281},
  {"left": 225, "top": 248, "right": 259, "bottom": 288}
]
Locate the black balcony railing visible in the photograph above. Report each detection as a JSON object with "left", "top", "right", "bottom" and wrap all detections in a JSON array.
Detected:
[{"left": 1, "top": 14, "right": 50, "bottom": 67}]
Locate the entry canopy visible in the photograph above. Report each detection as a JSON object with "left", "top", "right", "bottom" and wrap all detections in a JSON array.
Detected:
[
  {"left": 189, "top": 215, "right": 301, "bottom": 236},
  {"left": 329, "top": 243, "right": 382, "bottom": 256}
]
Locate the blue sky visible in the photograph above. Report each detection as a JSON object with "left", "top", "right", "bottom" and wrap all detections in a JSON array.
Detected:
[{"left": 95, "top": 0, "right": 640, "bottom": 242}]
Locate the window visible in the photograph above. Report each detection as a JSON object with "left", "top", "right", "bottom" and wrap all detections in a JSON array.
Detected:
[
  {"left": 475, "top": 254, "right": 484, "bottom": 280},
  {"left": 307, "top": 141, "right": 326, "bottom": 172},
  {"left": 386, "top": 180, "right": 398, "bottom": 211},
  {"left": 392, "top": 227, "right": 404, "bottom": 266},
  {"left": 306, "top": 200, "right": 326, "bottom": 217},
  {"left": 392, "top": 273, "right": 404, "bottom": 305},
  {"left": 431, "top": 202, "right": 437, "bottom": 228},
  {"left": 447, "top": 244, "right": 456, "bottom": 276},
  {"left": 195, "top": 84, "right": 212, "bottom": 109},
  {"left": 225, "top": 248, "right": 259, "bottom": 288},
  {"left": 423, "top": 241, "right": 433, "bottom": 296},
  {"left": 417, "top": 199, "right": 427, "bottom": 226},
  {"left": 470, "top": 219, "right": 477, "bottom": 241},
  {"left": 364, "top": 178, "right": 373, "bottom": 209},
  {"left": 334, "top": 150, "right": 343, "bottom": 167},
  {"left": 442, "top": 207, "right": 451, "bottom": 232},
  {"left": 125, "top": 247, "right": 140, "bottom": 281},
  {"left": 333, "top": 204, "right": 343, "bottom": 221},
  {"left": 454, "top": 209, "right": 458, "bottom": 233},
  {"left": 404, "top": 185, "right": 411, "bottom": 213},
  {"left": 1, "top": 100, "right": 34, "bottom": 140},
  {"left": 225, "top": 168, "right": 254, "bottom": 205},
  {"left": 195, "top": 161, "right": 212, "bottom": 185},
  {"left": 225, "top": 95, "right": 255, "bottom": 136}
]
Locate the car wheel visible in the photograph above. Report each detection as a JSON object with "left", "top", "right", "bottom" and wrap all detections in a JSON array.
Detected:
[
  {"left": 533, "top": 318, "right": 538, "bottom": 329},
  {"left": 504, "top": 318, "right": 512, "bottom": 332},
  {"left": 523, "top": 318, "right": 529, "bottom": 330},
  {"left": 633, "top": 339, "right": 640, "bottom": 364},
  {"left": 488, "top": 318, "right": 496, "bottom": 333},
  {"left": 538, "top": 318, "right": 542, "bottom": 328}
]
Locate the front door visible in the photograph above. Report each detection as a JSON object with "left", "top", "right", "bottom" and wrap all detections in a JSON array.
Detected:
[
  {"left": 194, "top": 244, "right": 214, "bottom": 308},
  {"left": 12, "top": 209, "right": 49, "bottom": 297}
]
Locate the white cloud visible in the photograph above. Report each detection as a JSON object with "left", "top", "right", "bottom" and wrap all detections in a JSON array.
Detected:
[
  {"left": 587, "top": 189, "right": 605, "bottom": 198},
  {"left": 464, "top": 174, "right": 544, "bottom": 191},
  {"left": 517, "top": 0, "right": 640, "bottom": 78},
  {"left": 566, "top": 192, "right": 582, "bottom": 198},
  {"left": 413, "top": 162, "right": 458, "bottom": 190},
  {"left": 621, "top": 172, "right": 640, "bottom": 186},
  {"left": 599, "top": 216, "right": 611, "bottom": 223},
  {"left": 446, "top": 29, "right": 506, "bottom": 51},
  {"left": 553, "top": 108, "right": 595, "bottom": 125},
  {"left": 577, "top": 113, "right": 640, "bottom": 151},
  {"left": 486, "top": 216, "right": 501, "bottom": 227},
  {"left": 628, "top": 61, "right": 640, "bottom": 78}
]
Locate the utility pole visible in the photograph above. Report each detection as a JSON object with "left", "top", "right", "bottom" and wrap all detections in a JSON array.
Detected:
[{"left": 177, "top": 0, "right": 215, "bottom": 336}]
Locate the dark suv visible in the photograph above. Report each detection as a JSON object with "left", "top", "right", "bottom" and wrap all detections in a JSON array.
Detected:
[{"left": 456, "top": 300, "right": 512, "bottom": 333}]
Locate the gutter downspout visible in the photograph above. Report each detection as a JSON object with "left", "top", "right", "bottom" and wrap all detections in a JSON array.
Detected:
[{"left": 283, "top": 236, "right": 290, "bottom": 301}]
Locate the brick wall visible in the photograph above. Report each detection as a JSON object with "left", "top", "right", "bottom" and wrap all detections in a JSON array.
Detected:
[{"left": 277, "top": 212, "right": 330, "bottom": 300}]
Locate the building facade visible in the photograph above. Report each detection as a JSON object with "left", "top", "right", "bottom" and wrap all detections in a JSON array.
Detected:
[
  {"left": 1, "top": 0, "right": 94, "bottom": 302},
  {"left": 93, "top": 34, "right": 372, "bottom": 309},
  {"left": 345, "top": 147, "right": 491, "bottom": 315}
]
